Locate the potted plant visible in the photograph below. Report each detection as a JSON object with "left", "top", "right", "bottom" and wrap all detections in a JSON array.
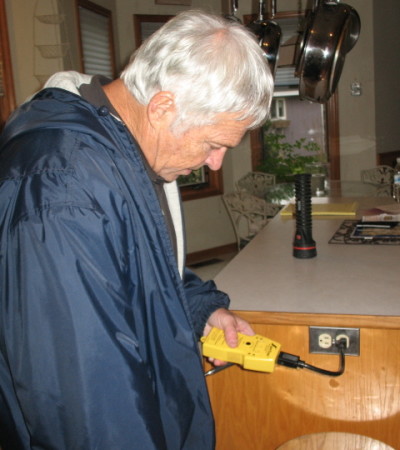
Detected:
[
  {"left": 256, "top": 122, "right": 328, "bottom": 203},
  {"left": 257, "top": 122, "right": 325, "bottom": 183}
]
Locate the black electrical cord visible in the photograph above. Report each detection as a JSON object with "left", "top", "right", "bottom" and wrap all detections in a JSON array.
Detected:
[
  {"left": 204, "top": 339, "right": 347, "bottom": 377},
  {"left": 204, "top": 362, "right": 235, "bottom": 377},
  {"left": 277, "top": 339, "right": 346, "bottom": 377}
]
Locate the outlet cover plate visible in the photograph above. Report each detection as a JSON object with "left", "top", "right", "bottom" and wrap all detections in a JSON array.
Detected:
[{"left": 309, "top": 326, "right": 360, "bottom": 356}]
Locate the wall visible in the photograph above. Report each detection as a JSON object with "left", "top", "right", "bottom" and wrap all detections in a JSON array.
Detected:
[
  {"left": 373, "top": 0, "right": 400, "bottom": 158},
  {"left": 4, "top": 0, "right": 398, "bottom": 252},
  {"left": 5, "top": 0, "right": 38, "bottom": 103},
  {"left": 338, "top": 0, "right": 376, "bottom": 180},
  {"left": 337, "top": 0, "right": 400, "bottom": 179},
  {"left": 5, "top": 0, "right": 119, "bottom": 103}
]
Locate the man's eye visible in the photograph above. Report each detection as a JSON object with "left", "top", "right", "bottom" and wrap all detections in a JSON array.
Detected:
[{"left": 210, "top": 145, "right": 222, "bottom": 151}]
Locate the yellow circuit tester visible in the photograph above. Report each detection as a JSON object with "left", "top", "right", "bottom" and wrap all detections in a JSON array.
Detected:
[{"left": 201, "top": 327, "right": 281, "bottom": 373}]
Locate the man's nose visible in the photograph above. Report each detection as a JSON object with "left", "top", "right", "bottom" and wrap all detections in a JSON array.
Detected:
[{"left": 205, "top": 148, "right": 227, "bottom": 171}]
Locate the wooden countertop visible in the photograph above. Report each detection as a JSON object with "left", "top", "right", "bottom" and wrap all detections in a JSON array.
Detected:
[{"left": 215, "top": 195, "right": 400, "bottom": 322}]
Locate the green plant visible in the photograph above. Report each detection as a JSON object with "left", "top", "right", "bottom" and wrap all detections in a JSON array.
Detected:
[
  {"left": 257, "top": 122, "right": 325, "bottom": 183},
  {"left": 177, "top": 168, "right": 205, "bottom": 187}
]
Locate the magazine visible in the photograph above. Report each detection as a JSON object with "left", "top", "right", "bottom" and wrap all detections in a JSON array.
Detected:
[
  {"left": 360, "top": 204, "right": 400, "bottom": 222},
  {"left": 351, "top": 221, "right": 400, "bottom": 240}
]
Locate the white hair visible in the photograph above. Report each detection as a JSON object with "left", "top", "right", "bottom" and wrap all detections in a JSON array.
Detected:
[{"left": 121, "top": 10, "right": 273, "bottom": 133}]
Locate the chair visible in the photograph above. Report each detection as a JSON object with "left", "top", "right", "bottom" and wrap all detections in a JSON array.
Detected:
[
  {"left": 223, "top": 192, "right": 277, "bottom": 250},
  {"left": 360, "top": 165, "right": 395, "bottom": 196},
  {"left": 236, "top": 171, "right": 276, "bottom": 199}
]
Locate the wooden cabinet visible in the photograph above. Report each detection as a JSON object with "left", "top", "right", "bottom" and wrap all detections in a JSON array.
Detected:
[
  {"left": 205, "top": 311, "right": 400, "bottom": 450},
  {"left": 210, "top": 195, "right": 400, "bottom": 448}
]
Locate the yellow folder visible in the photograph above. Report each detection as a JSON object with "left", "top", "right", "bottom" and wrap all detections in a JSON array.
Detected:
[{"left": 280, "top": 202, "right": 358, "bottom": 217}]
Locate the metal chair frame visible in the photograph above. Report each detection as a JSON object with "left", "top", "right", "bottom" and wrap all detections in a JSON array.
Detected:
[
  {"left": 236, "top": 171, "right": 276, "bottom": 199},
  {"left": 360, "top": 165, "right": 395, "bottom": 196},
  {"left": 223, "top": 192, "right": 277, "bottom": 250}
]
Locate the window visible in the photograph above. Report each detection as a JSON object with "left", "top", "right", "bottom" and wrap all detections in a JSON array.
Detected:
[
  {"left": 77, "top": 0, "right": 116, "bottom": 78},
  {"left": 270, "top": 98, "right": 287, "bottom": 120}
]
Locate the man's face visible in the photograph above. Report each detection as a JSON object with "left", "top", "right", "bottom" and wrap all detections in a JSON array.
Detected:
[{"left": 151, "top": 112, "right": 252, "bottom": 182}]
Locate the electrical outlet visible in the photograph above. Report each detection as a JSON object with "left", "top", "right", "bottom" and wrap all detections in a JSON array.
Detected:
[{"left": 309, "top": 327, "right": 360, "bottom": 356}]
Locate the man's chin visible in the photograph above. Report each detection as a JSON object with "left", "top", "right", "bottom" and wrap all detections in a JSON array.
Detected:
[
  {"left": 163, "top": 174, "right": 181, "bottom": 183},
  {"left": 174, "top": 170, "right": 192, "bottom": 180},
  {"left": 160, "top": 169, "right": 192, "bottom": 182}
]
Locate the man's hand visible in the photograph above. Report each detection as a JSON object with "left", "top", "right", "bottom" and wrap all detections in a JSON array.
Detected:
[{"left": 203, "top": 308, "right": 255, "bottom": 366}]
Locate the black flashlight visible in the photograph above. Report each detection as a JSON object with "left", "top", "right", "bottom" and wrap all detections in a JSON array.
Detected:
[{"left": 293, "top": 173, "right": 317, "bottom": 258}]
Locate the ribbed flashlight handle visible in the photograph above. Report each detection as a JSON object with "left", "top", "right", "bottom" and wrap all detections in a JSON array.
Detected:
[
  {"left": 295, "top": 173, "right": 313, "bottom": 230},
  {"left": 293, "top": 173, "right": 317, "bottom": 259}
]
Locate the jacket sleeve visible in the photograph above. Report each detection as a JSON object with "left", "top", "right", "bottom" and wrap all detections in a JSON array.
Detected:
[
  {"left": 3, "top": 206, "right": 168, "bottom": 450},
  {"left": 182, "top": 268, "right": 230, "bottom": 338}
]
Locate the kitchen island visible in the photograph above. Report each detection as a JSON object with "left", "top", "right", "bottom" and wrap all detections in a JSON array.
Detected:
[{"left": 207, "top": 195, "right": 400, "bottom": 449}]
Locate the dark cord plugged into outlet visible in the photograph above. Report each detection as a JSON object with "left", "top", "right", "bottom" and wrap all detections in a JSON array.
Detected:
[{"left": 277, "top": 339, "right": 346, "bottom": 377}]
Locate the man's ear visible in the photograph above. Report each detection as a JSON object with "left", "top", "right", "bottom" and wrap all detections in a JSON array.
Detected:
[{"left": 147, "top": 91, "right": 176, "bottom": 127}]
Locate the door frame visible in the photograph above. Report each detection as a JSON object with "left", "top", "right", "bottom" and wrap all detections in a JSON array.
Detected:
[{"left": 0, "top": 0, "right": 16, "bottom": 131}]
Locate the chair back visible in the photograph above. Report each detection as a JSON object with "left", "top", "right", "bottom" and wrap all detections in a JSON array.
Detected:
[
  {"left": 361, "top": 165, "right": 394, "bottom": 185},
  {"left": 360, "top": 165, "right": 394, "bottom": 196},
  {"left": 223, "top": 192, "right": 271, "bottom": 250},
  {"left": 236, "top": 171, "right": 276, "bottom": 198}
]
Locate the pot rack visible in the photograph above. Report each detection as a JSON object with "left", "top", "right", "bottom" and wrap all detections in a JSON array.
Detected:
[{"left": 227, "top": 0, "right": 360, "bottom": 104}]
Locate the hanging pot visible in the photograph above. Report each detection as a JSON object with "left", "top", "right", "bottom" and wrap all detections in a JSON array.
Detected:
[
  {"left": 247, "top": 0, "right": 282, "bottom": 78},
  {"left": 295, "top": 0, "right": 361, "bottom": 103},
  {"left": 225, "top": 0, "right": 242, "bottom": 23}
]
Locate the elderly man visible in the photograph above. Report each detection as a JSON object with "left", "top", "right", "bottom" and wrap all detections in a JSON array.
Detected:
[{"left": 0, "top": 9, "right": 273, "bottom": 450}]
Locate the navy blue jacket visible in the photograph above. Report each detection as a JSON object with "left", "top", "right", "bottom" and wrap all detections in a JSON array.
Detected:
[{"left": 0, "top": 86, "right": 229, "bottom": 449}]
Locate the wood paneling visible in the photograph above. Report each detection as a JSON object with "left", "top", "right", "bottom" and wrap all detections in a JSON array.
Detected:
[{"left": 206, "top": 317, "right": 400, "bottom": 449}]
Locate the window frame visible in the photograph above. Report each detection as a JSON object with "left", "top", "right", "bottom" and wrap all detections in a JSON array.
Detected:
[
  {"left": 76, "top": 0, "right": 117, "bottom": 79},
  {"left": 271, "top": 98, "right": 287, "bottom": 121}
]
